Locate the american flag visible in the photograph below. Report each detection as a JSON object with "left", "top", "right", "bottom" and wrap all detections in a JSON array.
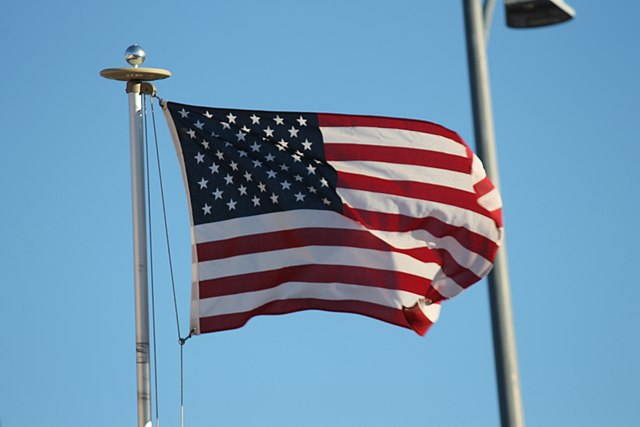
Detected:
[{"left": 162, "top": 101, "right": 503, "bottom": 336}]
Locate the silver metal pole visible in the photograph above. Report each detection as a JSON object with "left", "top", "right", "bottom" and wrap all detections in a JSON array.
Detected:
[
  {"left": 100, "top": 45, "right": 171, "bottom": 427},
  {"left": 128, "top": 85, "right": 153, "bottom": 427},
  {"left": 483, "top": 0, "right": 497, "bottom": 41},
  {"left": 462, "top": 1, "right": 525, "bottom": 426}
]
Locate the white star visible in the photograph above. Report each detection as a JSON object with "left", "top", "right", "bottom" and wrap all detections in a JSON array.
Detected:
[
  {"left": 197, "top": 178, "right": 208, "bottom": 189},
  {"left": 229, "top": 161, "right": 239, "bottom": 171},
  {"left": 250, "top": 114, "right": 261, "bottom": 124},
  {"left": 294, "top": 174, "right": 303, "bottom": 182},
  {"left": 251, "top": 195, "right": 261, "bottom": 206},
  {"left": 319, "top": 177, "right": 329, "bottom": 187},
  {"left": 201, "top": 139, "right": 210, "bottom": 149},
  {"left": 226, "top": 113, "right": 237, "bottom": 124},
  {"left": 194, "top": 120, "right": 204, "bottom": 130},
  {"left": 209, "top": 163, "right": 220, "bottom": 174},
  {"left": 279, "top": 163, "right": 290, "bottom": 171},
  {"left": 263, "top": 126, "right": 274, "bottom": 138},
  {"left": 258, "top": 182, "right": 267, "bottom": 192},
  {"left": 227, "top": 199, "right": 237, "bottom": 210},
  {"left": 215, "top": 151, "right": 224, "bottom": 160},
  {"left": 241, "top": 125, "right": 251, "bottom": 133},
  {"left": 211, "top": 131, "right": 220, "bottom": 137},
  {"left": 238, "top": 150, "right": 248, "bottom": 158},
  {"left": 252, "top": 159, "right": 263, "bottom": 168},
  {"left": 294, "top": 192, "right": 306, "bottom": 202},
  {"left": 280, "top": 180, "right": 292, "bottom": 190},
  {"left": 221, "top": 122, "right": 231, "bottom": 130},
  {"left": 308, "top": 186, "right": 317, "bottom": 194},
  {"left": 301, "top": 139, "right": 313, "bottom": 150},
  {"left": 179, "top": 108, "right": 189, "bottom": 118},
  {"left": 194, "top": 152, "right": 205, "bottom": 163},
  {"left": 288, "top": 126, "right": 299, "bottom": 138},
  {"left": 202, "top": 203, "right": 212, "bottom": 214},
  {"left": 250, "top": 142, "right": 261, "bottom": 152},
  {"left": 273, "top": 115, "right": 284, "bottom": 125},
  {"left": 204, "top": 111, "right": 213, "bottom": 119},
  {"left": 277, "top": 139, "right": 288, "bottom": 149},
  {"left": 292, "top": 153, "right": 302, "bottom": 162},
  {"left": 322, "top": 198, "right": 331, "bottom": 205},
  {"left": 306, "top": 164, "right": 316, "bottom": 175},
  {"left": 243, "top": 171, "right": 253, "bottom": 181},
  {"left": 212, "top": 188, "right": 223, "bottom": 199},
  {"left": 265, "top": 153, "right": 276, "bottom": 162},
  {"left": 238, "top": 185, "right": 248, "bottom": 195},
  {"left": 235, "top": 130, "right": 246, "bottom": 141},
  {"left": 297, "top": 116, "right": 308, "bottom": 126},
  {"left": 270, "top": 193, "right": 279, "bottom": 204},
  {"left": 266, "top": 170, "right": 277, "bottom": 179},
  {"left": 187, "top": 129, "right": 196, "bottom": 139},
  {"left": 224, "top": 174, "right": 234, "bottom": 185}
]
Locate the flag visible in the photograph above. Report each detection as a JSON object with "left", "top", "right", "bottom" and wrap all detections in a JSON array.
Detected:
[{"left": 162, "top": 101, "right": 503, "bottom": 336}]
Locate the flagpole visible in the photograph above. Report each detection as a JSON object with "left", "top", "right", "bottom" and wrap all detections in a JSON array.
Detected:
[
  {"left": 462, "top": 1, "right": 525, "bottom": 426},
  {"left": 100, "top": 45, "right": 171, "bottom": 427}
]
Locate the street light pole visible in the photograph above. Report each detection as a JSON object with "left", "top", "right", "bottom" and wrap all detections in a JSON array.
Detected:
[{"left": 462, "top": 1, "right": 525, "bottom": 426}]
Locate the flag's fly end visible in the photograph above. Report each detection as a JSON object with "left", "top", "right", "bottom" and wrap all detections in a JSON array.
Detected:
[{"left": 403, "top": 299, "right": 442, "bottom": 336}]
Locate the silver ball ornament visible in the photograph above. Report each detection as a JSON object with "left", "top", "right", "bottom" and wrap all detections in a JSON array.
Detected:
[{"left": 125, "top": 44, "right": 146, "bottom": 68}]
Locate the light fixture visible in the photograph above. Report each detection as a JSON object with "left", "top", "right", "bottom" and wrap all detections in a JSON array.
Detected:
[{"left": 505, "top": 0, "right": 575, "bottom": 28}]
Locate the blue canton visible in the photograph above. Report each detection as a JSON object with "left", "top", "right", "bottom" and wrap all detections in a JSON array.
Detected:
[{"left": 166, "top": 102, "right": 341, "bottom": 225}]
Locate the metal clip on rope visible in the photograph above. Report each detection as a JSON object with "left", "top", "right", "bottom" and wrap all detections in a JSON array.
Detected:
[{"left": 179, "top": 328, "right": 196, "bottom": 346}]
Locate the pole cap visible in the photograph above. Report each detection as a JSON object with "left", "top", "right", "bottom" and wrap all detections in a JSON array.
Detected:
[{"left": 100, "top": 44, "right": 171, "bottom": 82}]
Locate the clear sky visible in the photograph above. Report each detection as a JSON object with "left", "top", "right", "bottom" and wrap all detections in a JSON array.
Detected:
[{"left": 1, "top": 1, "right": 638, "bottom": 426}]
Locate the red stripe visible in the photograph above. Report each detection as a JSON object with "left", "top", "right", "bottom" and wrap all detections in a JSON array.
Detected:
[
  {"left": 473, "top": 176, "right": 495, "bottom": 198},
  {"left": 197, "top": 227, "right": 441, "bottom": 263},
  {"left": 402, "top": 302, "right": 437, "bottom": 336},
  {"left": 318, "top": 113, "right": 465, "bottom": 146},
  {"left": 436, "top": 249, "right": 481, "bottom": 288},
  {"left": 337, "top": 171, "right": 495, "bottom": 218},
  {"left": 198, "top": 299, "right": 413, "bottom": 334},
  {"left": 198, "top": 264, "right": 433, "bottom": 299},
  {"left": 490, "top": 208, "right": 503, "bottom": 228},
  {"left": 325, "top": 144, "right": 471, "bottom": 173},
  {"left": 342, "top": 206, "right": 500, "bottom": 260}
]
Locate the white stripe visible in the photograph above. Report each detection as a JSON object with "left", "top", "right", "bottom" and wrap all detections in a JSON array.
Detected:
[
  {"left": 337, "top": 188, "right": 502, "bottom": 242},
  {"left": 198, "top": 245, "right": 441, "bottom": 282},
  {"left": 331, "top": 160, "right": 474, "bottom": 192},
  {"left": 321, "top": 126, "right": 468, "bottom": 157},
  {"left": 194, "top": 210, "right": 360, "bottom": 243},
  {"left": 198, "top": 281, "right": 424, "bottom": 317},
  {"left": 431, "top": 269, "right": 464, "bottom": 298},
  {"left": 418, "top": 300, "right": 441, "bottom": 322},
  {"left": 477, "top": 187, "right": 502, "bottom": 212},
  {"left": 471, "top": 153, "right": 487, "bottom": 185}
]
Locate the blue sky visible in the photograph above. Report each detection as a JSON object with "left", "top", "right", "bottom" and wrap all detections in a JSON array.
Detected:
[{"left": 1, "top": 1, "right": 639, "bottom": 426}]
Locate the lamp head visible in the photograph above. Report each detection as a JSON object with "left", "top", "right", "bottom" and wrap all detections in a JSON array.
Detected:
[{"left": 505, "top": 0, "right": 575, "bottom": 28}]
